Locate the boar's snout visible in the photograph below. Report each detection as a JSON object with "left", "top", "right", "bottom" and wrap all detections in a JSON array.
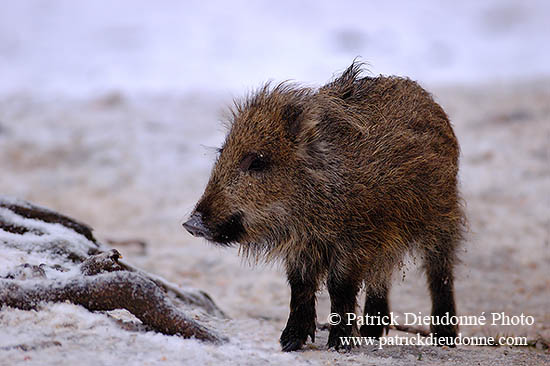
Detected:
[{"left": 183, "top": 212, "right": 212, "bottom": 240}]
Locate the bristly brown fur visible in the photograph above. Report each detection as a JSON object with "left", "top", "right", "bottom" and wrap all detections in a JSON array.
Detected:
[{"left": 189, "top": 61, "right": 465, "bottom": 351}]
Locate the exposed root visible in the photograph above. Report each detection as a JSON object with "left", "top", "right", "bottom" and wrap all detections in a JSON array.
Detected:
[
  {"left": 0, "top": 271, "right": 223, "bottom": 342},
  {"left": 0, "top": 197, "right": 227, "bottom": 343}
]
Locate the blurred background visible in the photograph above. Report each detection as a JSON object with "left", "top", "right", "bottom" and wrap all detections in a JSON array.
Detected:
[
  {"left": 1, "top": 0, "right": 549, "bottom": 97},
  {"left": 0, "top": 1, "right": 549, "bottom": 364}
]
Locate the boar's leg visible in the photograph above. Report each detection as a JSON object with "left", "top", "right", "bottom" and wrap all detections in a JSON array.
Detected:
[
  {"left": 423, "top": 231, "right": 459, "bottom": 346},
  {"left": 326, "top": 267, "right": 361, "bottom": 351},
  {"left": 280, "top": 266, "right": 318, "bottom": 352},
  {"left": 360, "top": 282, "right": 390, "bottom": 339}
]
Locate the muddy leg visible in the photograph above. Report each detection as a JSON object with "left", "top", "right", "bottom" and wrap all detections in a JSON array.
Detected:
[
  {"left": 360, "top": 283, "right": 390, "bottom": 339},
  {"left": 280, "top": 267, "right": 317, "bottom": 352},
  {"left": 326, "top": 269, "right": 361, "bottom": 351},
  {"left": 424, "top": 235, "right": 459, "bottom": 346}
]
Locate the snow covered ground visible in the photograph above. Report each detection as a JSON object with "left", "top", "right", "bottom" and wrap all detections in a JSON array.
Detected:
[{"left": 1, "top": 1, "right": 549, "bottom": 365}]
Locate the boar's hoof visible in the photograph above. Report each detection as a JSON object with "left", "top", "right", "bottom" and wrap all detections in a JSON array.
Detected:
[
  {"left": 327, "top": 325, "right": 354, "bottom": 352},
  {"left": 280, "top": 323, "right": 315, "bottom": 352}
]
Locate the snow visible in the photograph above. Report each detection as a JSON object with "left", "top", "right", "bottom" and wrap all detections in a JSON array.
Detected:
[
  {"left": 0, "top": 303, "right": 322, "bottom": 366},
  {"left": 0, "top": 1, "right": 549, "bottom": 97},
  {"left": 0, "top": 203, "right": 97, "bottom": 279}
]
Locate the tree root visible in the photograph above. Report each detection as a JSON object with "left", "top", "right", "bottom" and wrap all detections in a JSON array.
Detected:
[
  {"left": 0, "top": 249, "right": 224, "bottom": 342},
  {"left": 117, "top": 259, "right": 228, "bottom": 318},
  {"left": 0, "top": 272, "right": 222, "bottom": 342},
  {"left": 0, "top": 198, "right": 227, "bottom": 343}
]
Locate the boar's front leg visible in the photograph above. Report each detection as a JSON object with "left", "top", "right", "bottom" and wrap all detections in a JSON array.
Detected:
[
  {"left": 326, "top": 266, "right": 361, "bottom": 351},
  {"left": 280, "top": 265, "right": 318, "bottom": 352}
]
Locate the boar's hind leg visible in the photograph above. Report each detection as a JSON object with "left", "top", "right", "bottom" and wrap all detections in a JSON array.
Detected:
[
  {"left": 280, "top": 266, "right": 318, "bottom": 352},
  {"left": 326, "top": 266, "right": 361, "bottom": 351},
  {"left": 360, "top": 281, "right": 390, "bottom": 339},
  {"left": 423, "top": 230, "right": 460, "bottom": 346}
]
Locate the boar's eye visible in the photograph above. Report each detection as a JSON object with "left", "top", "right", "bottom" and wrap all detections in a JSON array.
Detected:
[{"left": 239, "top": 152, "right": 269, "bottom": 173}]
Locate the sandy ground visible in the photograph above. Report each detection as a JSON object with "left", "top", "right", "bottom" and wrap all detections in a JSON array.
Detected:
[{"left": 0, "top": 80, "right": 549, "bottom": 365}]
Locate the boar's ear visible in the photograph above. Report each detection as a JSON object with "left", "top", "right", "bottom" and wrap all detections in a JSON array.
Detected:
[{"left": 282, "top": 103, "right": 305, "bottom": 142}]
